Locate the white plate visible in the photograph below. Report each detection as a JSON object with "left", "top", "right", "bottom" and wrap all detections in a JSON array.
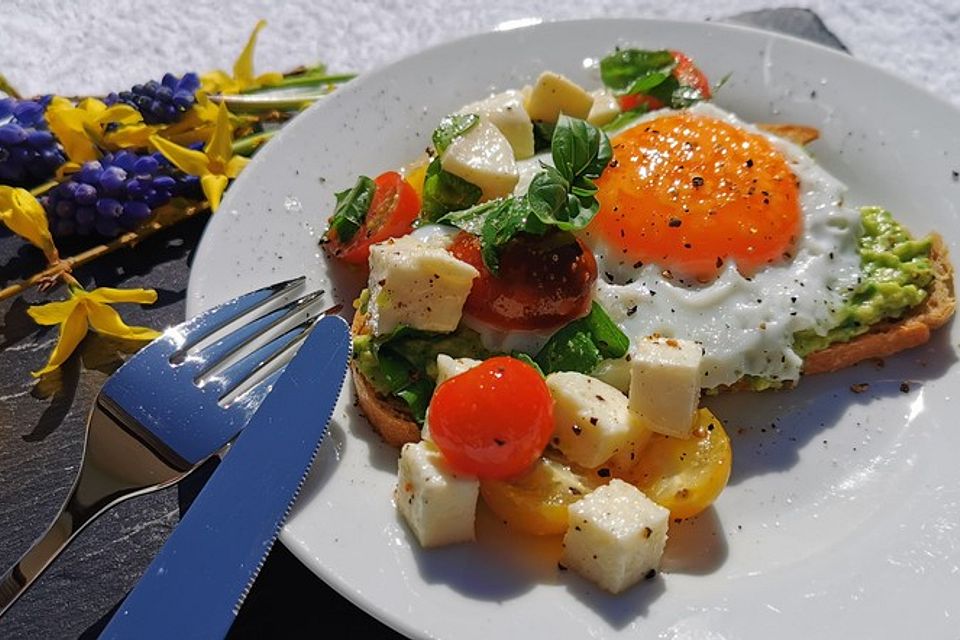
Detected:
[{"left": 187, "top": 18, "right": 960, "bottom": 640}]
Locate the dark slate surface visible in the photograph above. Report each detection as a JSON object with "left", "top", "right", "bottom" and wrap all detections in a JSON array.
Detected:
[{"left": 0, "top": 9, "right": 845, "bottom": 639}]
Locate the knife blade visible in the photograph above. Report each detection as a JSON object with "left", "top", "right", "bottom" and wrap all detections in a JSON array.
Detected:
[{"left": 99, "top": 313, "right": 351, "bottom": 640}]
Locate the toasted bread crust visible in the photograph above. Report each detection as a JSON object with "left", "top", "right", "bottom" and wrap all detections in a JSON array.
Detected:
[
  {"left": 757, "top": 123, "right": 821, "bottom": 146},
  {"left": 803, "top": 234, "right": 955, "bottom": 374},
  {"left": 350, "top": 308, "right": 421, "bottom": 447}
]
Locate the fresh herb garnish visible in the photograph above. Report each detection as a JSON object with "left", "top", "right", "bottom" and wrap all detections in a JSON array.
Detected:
[
  {"left": 600, "top": 49, "right": 676, "bottom": 91},
  {"left": 432, "top": 113, "right": 480, "bottom": 155},
  {"left": 356, "top": 324, "right": 491, "bottom": 423},
  {"left": 325, "top": 175, "right": 375, "bottom": 243},
  {"left": 439, "top": 115, "right": 611, "bottom": 272},
  {"left": 601, "top": 106, "right": 649, "bottom": 132},
  {"left": 420, "top": 157, "right": 483, "bottom": 222},
  {"left": 534, "top": 302, "right": 629, "bottom": 375},
  {"left": 599, "top": 48, "right": 710, "bottom": 111}
]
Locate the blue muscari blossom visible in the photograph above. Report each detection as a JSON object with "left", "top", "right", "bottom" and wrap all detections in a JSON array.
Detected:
[
  {"left": 0, "top": 96, "right": 66, "bottom": 187},
  {"left": 43, "top": 150, "right": 193, "bottom": 238},
  {"left": 106, "top": 72, "right": 201, "bottom": 125}
]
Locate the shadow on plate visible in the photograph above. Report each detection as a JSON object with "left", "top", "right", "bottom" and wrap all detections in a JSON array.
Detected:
[{"left": 707, "top": 324, "right": 958, "bottom": 486}]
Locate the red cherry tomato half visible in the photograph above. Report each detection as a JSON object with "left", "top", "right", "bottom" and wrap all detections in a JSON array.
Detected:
[
  {"left": 328, "top": 171, "right": 420, "bottom": 265},
  {"left": 448, "top": 231, "right": 598, "bottom": 331},
  {"left": 429, "top": 356, "right": 555, "bottom": 480},
  {"left": 616, "top": 50, "right": 712, "bottom": 113}
]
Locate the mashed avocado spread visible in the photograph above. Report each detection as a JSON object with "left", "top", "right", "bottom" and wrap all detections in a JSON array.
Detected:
[{"left": 793, "top": 206, "right": 934, "bottom": 356}]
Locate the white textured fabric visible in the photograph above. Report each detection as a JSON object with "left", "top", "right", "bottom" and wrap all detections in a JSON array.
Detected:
[{"left": 0, "top": 0, "right": 957, "bottom": 104}]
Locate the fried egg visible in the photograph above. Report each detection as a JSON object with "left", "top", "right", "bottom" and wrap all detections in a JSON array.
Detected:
[{"left": 582, "top": 102, "right": 863, "bottom": 387}]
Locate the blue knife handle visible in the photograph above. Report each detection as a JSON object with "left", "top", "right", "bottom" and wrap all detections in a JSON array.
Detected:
[{"left": 100, "top": 315, "right": 350, "bottom": 640}]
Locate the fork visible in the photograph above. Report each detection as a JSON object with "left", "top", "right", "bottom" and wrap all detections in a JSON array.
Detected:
[{"left": 0, "top": 276, "right": 336, "bottom": 617}]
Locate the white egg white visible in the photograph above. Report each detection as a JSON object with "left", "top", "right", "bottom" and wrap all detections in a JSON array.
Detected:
[{"left": 582, "top": 102, "right": 863, "bottom": 387}]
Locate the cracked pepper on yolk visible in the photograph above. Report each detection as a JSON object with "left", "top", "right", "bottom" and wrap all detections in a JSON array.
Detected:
[{"left": 590, "top": 112, "right": 802, "bottom": 281}]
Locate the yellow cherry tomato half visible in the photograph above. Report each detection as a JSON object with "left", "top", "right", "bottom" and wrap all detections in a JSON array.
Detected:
[
  {"left": 480, "top": 454, "right": 601, "bottom": 536},
  {"left": 619, "top": 408, "right": 732, "bottom": 520}
]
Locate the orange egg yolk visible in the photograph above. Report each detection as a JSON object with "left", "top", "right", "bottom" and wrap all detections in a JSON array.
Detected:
[{"left": 590, "top": 111, "right": 801, "bottom": 281}]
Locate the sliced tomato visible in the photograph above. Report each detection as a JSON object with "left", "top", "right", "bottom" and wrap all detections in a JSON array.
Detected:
[
  {"left": 617, "top": 408, "right": 731, "bottom": 520},
  {"left": 480, "top": 454, "right": 601, "bottom": 536},
  {"left": 616, "top": 50, "right": 712, "bottom": 113},
  {"left": 429, "top": 356, "right": 554, "bottom": 480},
  {"left": 671, "top": 50, "right": 712, "bottom": 99},
  {"left": 327, "top": 171, "right": 420, "bottom": 265},
  {"left": 448, "top": 231, "right": 598, "bottom": 332}
]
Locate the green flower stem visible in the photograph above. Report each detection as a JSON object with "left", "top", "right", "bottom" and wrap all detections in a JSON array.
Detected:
[
  {"left": 232, "top": 130, "right": 275, "bottom": 156},
  {"left": 243, "top": 73, "right": 355, "bottom": 95},
  {"left": 0, "top": 73, "right": 22, "bottom": 99},
  {"left": 29, "top": 180, "right": 57, "bottom": 197}
]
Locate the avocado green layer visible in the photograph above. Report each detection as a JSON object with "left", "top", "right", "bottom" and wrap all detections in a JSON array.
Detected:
[{"left": 793, "top": 206, "right": 934, "bottom": 357}]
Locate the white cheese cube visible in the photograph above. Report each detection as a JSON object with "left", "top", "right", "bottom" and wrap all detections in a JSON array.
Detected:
[
  {"left": 460, "top": 90, "right": 535, "bottom": 160},
  {"left": 546, "top": 372, "right": 648, "bottom": 468},
  {"left": 629, "top": 337, "right": 703, "bottom": 439},
  {"left": 441, "top": 118, "right": 518, "bottom": 201},
  {"left": 435, "top": 353, "right": 482, "bottom": 385},
  {"left": 524, "top": 71, "right": 594, "bottom": 123},
  {"left": 561, "top": 479, "right": 669, "bottom": 594},
  {"left": 587, "top": 88, "right": 621, "bottom": 127},
  {"left": 395, "top": 440, "right": 479, "bottom": 547},
  {"left": 367, "top": 235, "right": 479, "bottom": 336}
]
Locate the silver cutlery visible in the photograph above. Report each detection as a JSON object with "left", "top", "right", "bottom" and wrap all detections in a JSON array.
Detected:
[{"left": 0, "top": 276, "right": 335, "bottom": 617}]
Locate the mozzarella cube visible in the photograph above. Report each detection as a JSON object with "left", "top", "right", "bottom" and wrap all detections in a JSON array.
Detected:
[
  {"left": 396, "top": 440, "right": 479, "bottom": 547},
  {"left": 441, "top": 118, "right": 518, "bottom": 201},
  {"left": 460, "top": 90, "right": 535, "bottom": 160},
  {"left": 629, "top": 337, "right": 703, "bottom": 439},
  {"left": 587, "top": 88, "right": 621, "bottom": 127},
  {"left": 546, "top": 372, "right": 648, "bottom": 468},
  {"left": 367, "top": 235, "right": 479, "bottom": 336},
  {"left": 524, "top": 72, "right": 594, "bottom": 123},
  {"left": 435, "top": 353, "right": 482, "bottom": 385},
  {"left": 561, "top": 479, "right": 669, "bottom": 594}
]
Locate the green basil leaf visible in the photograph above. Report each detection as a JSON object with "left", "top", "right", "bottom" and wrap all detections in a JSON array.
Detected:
[
  {"left": 645, "top": 73, "right": 680, "bottom": 107},
  {"left": 511, "top": 351, "right": 545, "bottom": 377},
  {"left": 535, "top": 324, "right": 602, "bottom": 375},
  {"left": 600, "top": 49, "right": 676, "bottom": 91},
  {"left": 670, "top": 84, "right": 707, "bottom": 109},
  {"left": 480, "top": 198, "right": 529, "bottom": 273},
  {"left": 395, "top": 378, "right": 434, "bottom": 423},
  {"left": 533, "top": 302, "right": 629, "bottom": 375},
  {"left": 374, "top": 348, "right": 417, "bottom": 393},
  {"left": 432, "top": 113, "right": 480, "bottom": 155},
  {"left": 602, "top": 106, "right": 649, "bottom": 132},
  {"left": 552, "top": 116, "right": 612, "bottom": 182},
  {"left": 421, "top": 157, "right": 482, "bottom": 222},
  {"left": 623, "top": 69, "right": 674, "bottom": 96},
  {"left": 582, "top": 301, "right": 630, "bottom": 358},
  {"left": 326, "top": 175, "right": 375, "bottom": 243},
  {"left": 437, "top": 198, "right": 505, "bottom": 235}
]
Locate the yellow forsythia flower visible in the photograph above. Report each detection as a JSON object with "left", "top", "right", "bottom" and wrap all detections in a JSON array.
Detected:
[
  {"left": 149, "top": 102, "right": 249, "bottom": 210},
  {"left": 0, "top": 186, "right": 58, "bottom": 263},
  {"left": 27, "top": 285, "right": 161, "bottom": 376},
  {"left": 201, "top": 20, "right": 283, "bottom": 95},
  {"left": 45, "top": 97, "right": 155, "bottom": 163}
]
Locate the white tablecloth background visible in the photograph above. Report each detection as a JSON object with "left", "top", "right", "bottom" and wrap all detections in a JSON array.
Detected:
[{"left": 0, "top": 0, "right": 957, "bottom": 105}]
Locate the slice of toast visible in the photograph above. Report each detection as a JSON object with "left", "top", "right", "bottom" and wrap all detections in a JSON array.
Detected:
[
  {"left": 350, "top": 237, "right": 954, "bottom": 447},
  {"left": 348, "top": 124, "right": 955, "bottom": 448}
]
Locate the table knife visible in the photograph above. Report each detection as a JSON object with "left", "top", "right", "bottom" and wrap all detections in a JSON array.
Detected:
[{"left": 99, "top": 313, "right": 350, "bottom": 639}]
